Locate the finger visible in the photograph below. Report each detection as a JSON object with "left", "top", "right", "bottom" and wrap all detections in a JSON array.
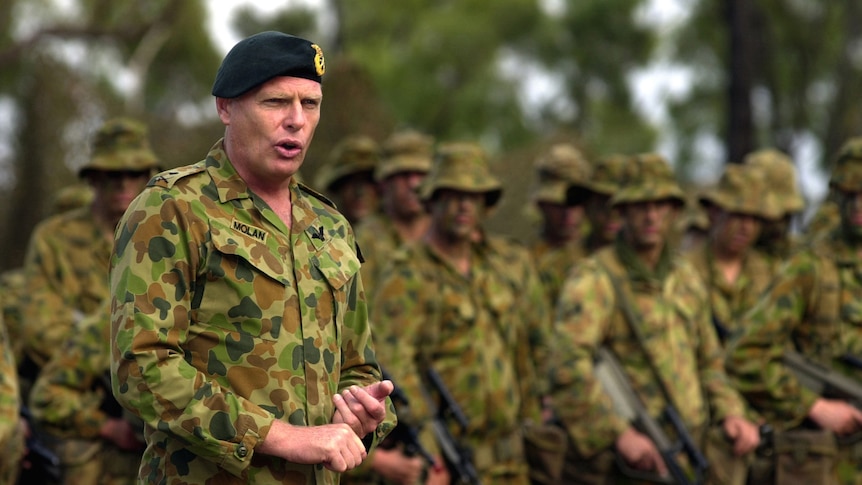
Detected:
[
  {"left": 332, "top": 394, "right": 360, "bottom": 432},
  {"left": 364, "top": 380, "right": 395, "bottom": 400},
  {"left": 349, "top": 386, "right": 388, "bottom": 419}
]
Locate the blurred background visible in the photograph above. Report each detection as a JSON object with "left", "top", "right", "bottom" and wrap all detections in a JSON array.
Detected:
[{"left": 0, "top": 0, "right": 860, "bottom": 271}]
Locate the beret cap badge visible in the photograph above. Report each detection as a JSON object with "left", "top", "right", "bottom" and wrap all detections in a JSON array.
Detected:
[{"left": 312, "top": 44, "right": 325, "bottom": 76}]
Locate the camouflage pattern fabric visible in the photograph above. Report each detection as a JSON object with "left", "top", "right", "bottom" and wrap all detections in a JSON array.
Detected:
[
  {"left": 78, "top": 118, "right": 160, "bottom": 177},
  {"left": 726, "top": 230, "right": 862, "bottom": 428},
  {"left": 316, "top": 135, "right": 380, "bottom": 191},
  {"left": 0, "top": 268, "right": 26, "bottom": 364},
  {"left": 372, "top": 235, "right": 547, "bottom": 484},
  {"left": 0, "top": 316, "right": 23, "bottom": 485},
  {"left": 30, "top": 306, "right": 141, "bottom": 485},
  {"left": 530, "top": 240, "right": 588, "bottom": 307},
  {"left": 353, "top": 213, "right": 403, "bottom": 305},
  {"left": 21, "top": 206, "right": 113, "bottom": 369},
  {"left": 684, "top": 244, "right": 776, "bottom": 345},
  {"left": 110, "top": 140, "right": 395, "bottom": 484},
  {"left": 550, "top": 240, "right": 747, "bottom": 459}
]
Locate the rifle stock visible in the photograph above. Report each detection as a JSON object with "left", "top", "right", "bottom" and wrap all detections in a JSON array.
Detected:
[
  {"left": 594, "top": 347, "right": 708, "bottom": 485},
  {"left": 424, "top": 367, "right": 482, "bottom": 485},
  {"left": 19, "top": 405, "right": 62, "bottom": 483}
]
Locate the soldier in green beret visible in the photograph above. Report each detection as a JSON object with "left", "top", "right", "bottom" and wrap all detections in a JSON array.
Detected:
[
  {"left": 316, "top": 134, "right": 381, "bottom": 225},
  {"left": 727, "top": 137, "right": 862, "bottom": 485},
  {"left": 684, "top": 163, "right": 781, "bottom": 345},
  {"left": 109, "top": 31, "right": 395, "bottom": 485},
  {"left": 372, "top": 142, "right": 549, "bottom": 484},
  {"left": 528, "top": 143, "right": 593, "bottom": 305},
  {"left": 550, "top": 153, "right": 760, "bottom": 484}
]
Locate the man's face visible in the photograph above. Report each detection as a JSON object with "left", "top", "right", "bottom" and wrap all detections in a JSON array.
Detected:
[
  {"left": 620, "top": 199, "right": 677, "bottom": 250},
  {"left": 537, "top": 201, "right": 584, "bottom": 242},
  {"left": 586, "top": 193, "right": 622, "bottom": 243},
  {"left": 87, "top": 170, "right": 151, "bottom": 222},
  {"left": 216, "top": 76, "right": 322, "bottom": 188},
  {"left": 839, "top": 190, "right": 862, "bottom": 241},
  {"left": 710, "top": 208, "right": 762, "bottom": 256},
  {"left": 332, "top": 172, "right": 379, "bottom": 224},
  {"left": 429, "top": 189, "right": 485, "bottom": 243},
  {"left": 381, "top": 171, "right": 426, "bottom": 220}
]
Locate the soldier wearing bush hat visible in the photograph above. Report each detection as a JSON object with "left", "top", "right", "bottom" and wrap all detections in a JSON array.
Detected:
[
  {"left": 20, "top": 117, "right": 158, "bottom": 484},
  {"left": 685, "top": 164, "right": 781, "bottom": 346},
  {"left": 110, "top": 31, "right": 396, "bottom": 485},
  {"left": 552, "top": 152, "right": 761, "bottom": 485},
  {"left": 528, "top": 143, "right": 592, "bottom": 304},
  {"left": 743, "top": 148, "right": 805, "bottom": 261},
  {"left": 574, "top": 154, "right": 628, "bottom": 255},
  {"left": 373, "top": 140, "right": 549, "bottom": 484},
  {"left": 354, "top": 129, "right": 434, "bottom": 304},
  {"left": 727, "top": 138, "right": 862, "bottom": 484},
  {"left": 316, "top": 134, "right": 381, "bottom": 225}
]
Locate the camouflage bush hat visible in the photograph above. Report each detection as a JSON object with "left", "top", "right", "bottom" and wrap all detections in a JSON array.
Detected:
[
  {"left": 212, "top": 31, "right": 325, "bottom": 98},
  {"left": 418, "top": 141, "right": 503, "bottom": 207},
  {"left": 530, "top": 143, "right": 592, "bottom": 205},
  {"left": 743, "top": 148, "right": 804, "bottom": 215},
  {"left": 699, "top": 164, "right": 781, "bottom": 220},
  {"left": 610, "top": 153, "right": 685, "bottom": 207},
  {"left": 316, "top": 135, "right": 380, "bottom": 190},
  {"left": 830, "top": 136, "right": 862, "bottom": 193},
  {"left": 78, "top": 118, "right": 160, "bottom": 178},
  {"left": 569, "top": 154, "right": 629, "bottom": 205},
  {"left": 374, "top": 129, "right": 434, "bottom": 182}
]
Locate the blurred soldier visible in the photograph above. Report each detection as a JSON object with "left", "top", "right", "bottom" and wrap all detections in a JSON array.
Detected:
[
  {"left": 0, "top": 315, "right": 24, "bottom": 485},
  {"left": 373, "top": 142, "right": 548, "bottom": 484},
  {"left": 316, "top": 134, "right": 381, "bottom": 225},
  {"left": 17, "top": 118, "right": 158, "bottom": 483},
  {"left": 2, "top": 184, "right": 95, "bottom": 365},
  {"left": 727, "top": 138, "right": 862, "bottom": 485},
  {"left": 29, "top": 305, "right": 143, "bottom": 485},
  {"left": 743, "top": 148, "right": 805, "bottom": 263},
  {"left": 347, "top": 130, "right": 435, "bottom": 484},
  {"left": 578, "top": 154, "right": 627, "bottom": 255},
  {"left": 354, "top": 129, "right": 434, "bottom": 302},
  {"left": 551, "top": 153, "right": 760, "bottom": 484},
  {"left": 528, "top": 143, "right": 593, "bottom": 305},
  {"left": 685, "top": 164, "right": 781, "bottom": 345}
]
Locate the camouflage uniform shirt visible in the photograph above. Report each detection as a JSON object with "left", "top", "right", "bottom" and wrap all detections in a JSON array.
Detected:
[
  {"left": 353, "top": 213, "right": 402, "bottom": 304},
  {"left": 110, "top": 140, "right": 395, "bottom": 485},
  {"left": 684, "top": 244, "right": 776, "bottom": 343},
  {"left": 530, "top": 240, "right": 588, "bottom": 307},
  {"left": 551, "top": 240, "right": 747, "bottom": 457},
  {"left": 726, "top": 229, "right": 862, "bottom": 427},
  {"left": 0, "top": 316, "right": 23, "bottom": 484},
  {"left": 22, "top": 206, "right": 112, "bottom": 368}
]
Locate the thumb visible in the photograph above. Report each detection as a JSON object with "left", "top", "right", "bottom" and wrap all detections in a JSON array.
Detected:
[{"left": 365, "top": 380, "right": 394, "bottom": 400}]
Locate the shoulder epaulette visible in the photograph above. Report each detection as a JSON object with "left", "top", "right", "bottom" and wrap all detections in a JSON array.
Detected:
[
  {"left": 149, "top": 162, "right": 207, "bottom": 189},
  {"left": 298, "top": 182, "right": 338, "bottom": 210}
]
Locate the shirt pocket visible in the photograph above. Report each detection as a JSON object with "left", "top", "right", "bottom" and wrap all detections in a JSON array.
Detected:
[{"left": 193, "top": 219, "right": 288, "bottom": 343}]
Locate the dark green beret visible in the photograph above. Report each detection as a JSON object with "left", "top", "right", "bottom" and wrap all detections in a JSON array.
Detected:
[{"left": 212, "top": 31, "right": 325, "bottom": 98}]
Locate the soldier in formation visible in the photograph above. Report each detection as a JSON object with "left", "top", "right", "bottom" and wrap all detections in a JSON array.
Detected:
[
  {"left": 373, "top": 142, "right": 549, "bottom": 484},
  {"left": 316, "top": 134, "right": 381, "bottom": 226},
  {"left": 727, "top": 137, "right": 862, "bottom": 485},
  {"left": 550, "top": 153, "right": 760, "bottom": 484}
]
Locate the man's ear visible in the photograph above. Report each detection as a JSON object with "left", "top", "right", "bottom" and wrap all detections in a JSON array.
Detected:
[{"left": 215, "top": 97, "right": 231, "bottom": 125}]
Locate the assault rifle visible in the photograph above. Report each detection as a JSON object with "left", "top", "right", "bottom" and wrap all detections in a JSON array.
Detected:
[
  {"left": 378, "top": 368, "right": 436, "bottom": 466},
  {"left": 424, "top": 367, "right": 482, "bottom": 485},
  {"left": 594, "top": 347, "right": 708, "bottom": 485},
  {"left": 18, "top": 405, "right": 62, "bottom": 484},
  {"left": 783, "top": 350, "right": 862, "bottom": 443}
]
